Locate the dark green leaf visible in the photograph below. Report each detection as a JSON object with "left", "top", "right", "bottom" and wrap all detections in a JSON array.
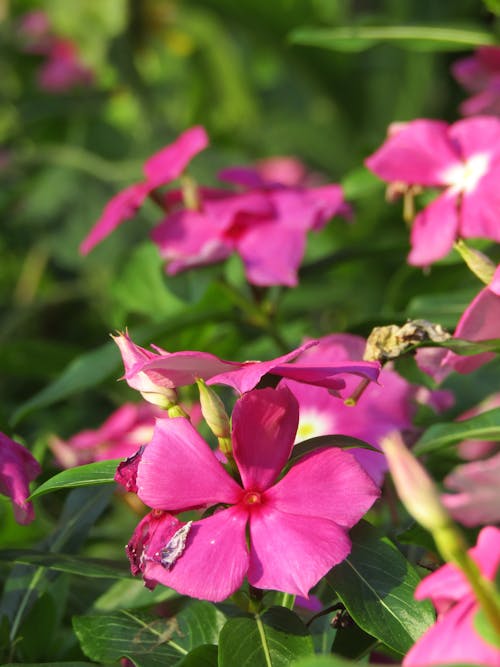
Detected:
[
  {"left": 2, "top": 663, "right": 96, "bottom": 667},
  {"left": 93, "top": 578, "right": 177, "bottom": 611},
  {"left": 416, "top": 337, "right": 500, "bottom": 356},
  {"left": 73, "top": 601, "right": 226, "bottom": 667},
  {"left": 218, "top": 606, "right": 314, "bottom": 667},
  {"left": 177, "top": 644, "right": 218, "bottom": 666},
  {"left": 413, "top": 407, "right": 500, "bottom": 455},
  {"left": 326, "top": 521, "right": 434, "bottom": 655},
  {"left": 29, "top": 460, "right": 120, "bottom": 499},
  {"left": 0, "top": 549, "right": 130, "bottom": 579},
  {"left": 289, "top": 435, "right": 379, "bottom": 467},
  {"left": 289, "top": 24, "right": 496, "bottom": 52}
]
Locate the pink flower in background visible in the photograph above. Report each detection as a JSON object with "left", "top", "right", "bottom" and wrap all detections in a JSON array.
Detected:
[
  {"left": 38, "top": 39, "right": 93, "bottom": 92},
  {"left": 80, "top": 126, "right": 209, "bottom": 254},
  {"left": 365, "top": 117, "right": 500, "bottom": 266},
  {"left": 457, "top": 393, "right": 500, "bottom": 460},
  {"left": 113, "top": 332, "right": 380, "bottom": 398},
  {"left": 442, "top": 451, "right": 500, "bottom": 526},
  {"left": 18, "top": 10, "right": 52, "bottom": 53},
  {"left": 403, "top": 526, "right": 500, "bottom": 666},
  {"left": 280, "top": 334, "right": 452, "bottom": 484},
  {"left": 0, "top": 433, "right": 41, "bottom": 525},
  {"left": 128, "top": 386, "right": 380, "bottom": 601},
  {"left": 50, "top": 403, "right": 161, "bottom": 468},
  {"left": 452, "top": 47, "right": 500, "bottom": 117},
  {"left": 416, "top": 264, "right": 500, "bottom": 383}
]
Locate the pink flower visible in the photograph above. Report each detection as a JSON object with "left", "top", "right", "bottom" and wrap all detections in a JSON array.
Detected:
[
  {"left": 50, "top": 403, "right": 161, "bottom": 468},
  {"left": 403, "top": 526, "right": 500, "bottom": 666},
  {"left": 127, "top": 386, "right": 380, "bottom": 601},
  {"left": 280, "top": 334, "right": 451, "bottom": 484},
  {"left": 37, "top": 39, "right": 93, "bottom": 93},
  {"left": 18, "top": 10, "right": 52, "bottom": 53},
  {"left": 441, "top": 451, "right": 500, "bottom": 527},
  {"left": 365, "top": 117, "right": 500, "bottom": 266},
  {"left": 113, "top": 332, "right": 380, "bottom": 398},
  {"left": 452, "top": 48, "right": 500, "bottom": 117},
  {"left": 457, "top": 393, "right": 500, "bottom": 461},
  {"left": 151, "top": 161, "right": 347, "bottom": 287},
  {"left": 416, "top": 265, "right": 500, "bottom": 382},
  {"left": 80, "top": 126, "right": 209, "bottom": 255},
  {"left": 0, "top": 433, "right": 41, "bottom": 525}
]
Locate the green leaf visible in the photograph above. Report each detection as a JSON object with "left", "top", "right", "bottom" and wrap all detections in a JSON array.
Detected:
[
  {"left": 176, "top": 644, "right": 218, "bottom": 666},
  {"left": 289, "top": 24, "right": 497, "bottom": 52},
  {"left": 474, "top": 607, "right": 500, "bottom": 649},
  {"left": 417, "top": 337, "right": 500, "bottom": 357},
  {"left": 73, "top": 601, "right": 226, "bottom": 667},
  {"left": 29, "top": 460, "right": 120, "bottom": 499},
  {"left": 218, "top": 606, "right": 314, "bottom": 667},
  {"left": 289, "top": 435, "right": 379, "bottom": 468},
  {"left": 0, "top": 549, "right": 130, "bottom": 579},
  {"left": 326, "top": 521, "right": 435, "bottom": 655},
  {"left": 93, "top": 578, "right": 177, "bottom": 611},
  {"left": 341, "top": 166, "right": 384, "bottom": 200},
  {"left": 413, "top": 407, "right": 500, "bottom": 455},
  {"left": 291, "top": 656, "right": 362, "bottom": 667},
  {"left": 2, "top": 663, "right": 96, "bottom": 667}
]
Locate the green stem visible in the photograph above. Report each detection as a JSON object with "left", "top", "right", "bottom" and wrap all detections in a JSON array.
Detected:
[{"left": 278, "top": 593, "right": 295, "bottom": 610}]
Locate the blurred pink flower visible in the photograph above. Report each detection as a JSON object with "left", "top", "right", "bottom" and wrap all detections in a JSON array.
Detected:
[
  {"left": 365, "top": 117, "right": 500, "bottom": 266},
  {"left": 452, "top": 47, "right": 500, "bottom": 117},
  {"left": 457, "top": 393, "right": 500, "bottom": 461},
  {"left": 37, "top": 39, "right": 93, "bottom": 92},
  {"left": 280, "top": 334, "right": 452, "bottom": 484},
  {"left": 416, "top": 264, "right": 500, "bottom": 383},
  {"left": 113, "top": 332, "right": 380, "bottom": 398},
  {"left": 442, "top": 451, "right": 500, "bottom": 526},
  {"left": 18, "top": 10, "right": 52, "bottom": 53},
  {"left": 50, "top": 402, "right": 162, "bottom": 468},
  {"left": 0, "top": 433, "right": 41, "bottom": 525},
  {"left": 128, "top": 386, "right": 380, "bottom": 601},
  {"left": 151, "top": 159, "right": 348, "bottom": 287},
  {"left": 403, "top": 526, "right": 500, "bottom": 666},
  {"left": 80, "top": 126, "right": 209, "bottom": 254}
]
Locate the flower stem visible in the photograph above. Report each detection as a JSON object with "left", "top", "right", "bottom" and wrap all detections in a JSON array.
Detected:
[{"left": 278, "top": 593, "right": 295, "bottom": 610}]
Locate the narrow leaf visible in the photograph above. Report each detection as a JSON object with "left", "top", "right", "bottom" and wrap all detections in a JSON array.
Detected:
[
  {"left": 326, "top": 521, "right": 434, "bottom": 655},
  {"left": 413, "top": 407, "right": 500, "bottom": 455},
  {"left": 289, "top": 435, "right": 379, "bottom": 467},
  {"left": 29, "top": 460, "right": 120, "bottom": 499},
  {"left": 0, "top": 549, "right": 130, "bottom": 579}
]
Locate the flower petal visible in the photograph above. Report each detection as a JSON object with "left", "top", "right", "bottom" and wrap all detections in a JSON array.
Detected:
[
  {"left": 232, "top": 386, "right": 299, "bottom": 491},
  {"left": 265, "top": 447, "right": 380, "bottom": 528},
  {"left": 0, "top": 433, "right": 41, "bottom": 525},
  {"left": 407, "top": 192, "right": 459, "bottom": 266},
  {"left": 142, "top": 506, "right": 249, "bottom": 602},
  {"left": 137, "top": 417, "right": 242, "bottom": 510},
  {"left": 247, "top": 507, "right": 351, "bottom": 597},
  {"left": 275, "top": 360, "right": 380, "bottom": 392},
  {"left": 143, "top": 126, "right": 209, "bottom": 187},
  {"left": 365, "top": 120, "right": 458, "bottom": 186}
]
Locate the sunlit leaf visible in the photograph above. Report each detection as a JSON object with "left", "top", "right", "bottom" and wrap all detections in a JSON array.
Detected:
[{"left": 29, "top": 460, "right": 120, "bottom": 500}]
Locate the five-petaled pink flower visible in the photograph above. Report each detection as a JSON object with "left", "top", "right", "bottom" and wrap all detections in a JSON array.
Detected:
[
  {"left": 452, "top": 47, "right": 500, "bottom": 117},
  {"left": 126, "top": 386, "right": 380, "bottom": 601},
  {"left": 403, "top": 526, "right": 500, "bottom": 666},
  {"left": 80, "top": 126, "right": 209, "bottom": 254},
  {"left": 0, "top": 432, "right": 41, "bottom": 525},
  {"left": 416, "top": 264, "right": 500, "bottom": 383},
  {"left": 366, "top": 117, "right": 500, "bottom": 266},
  {"left": 112, "top": 331, "right": 380, "bottom": 399}
]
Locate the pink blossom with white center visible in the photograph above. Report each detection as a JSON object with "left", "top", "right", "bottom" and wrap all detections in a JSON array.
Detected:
[
  {"left": 452, "top": 47, "right": 500, "bottom": 117},
  {"left": 128, "top": 386, "right": 380, "bottom": 601},
  {"left": 0, "top": 433, "right": 41, "bottom": 525},
  {"left": 50, "top": 402, "right": 162, "bottom": 468},
  {"left": 80, "top": 126, "right": 209, "bottom": 255},
  {"left": 365, "top": 117, "right": 500, "bottom": 266},
  {"left": 416, "top": 264, "right": 500, "bottom": 383},
  {"left": 112, "top": 331, "right": 380, "bottom": 398},
  {"left": 281, "top": 334, "right": 452, "bottom": 484},
  {"left": 403, "top": 526, "right": 500, "bottom": 666}
]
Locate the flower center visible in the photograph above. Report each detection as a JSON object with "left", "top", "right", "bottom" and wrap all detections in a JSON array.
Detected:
[
  {"left": 243, "top": 490, "right": 262, "bottom": 506},
  {"left": 295, "top": 409, "right": 335, "bottom": 444},
  {"left": 441, "top": 153, "right": 490, "bottom": 194}
]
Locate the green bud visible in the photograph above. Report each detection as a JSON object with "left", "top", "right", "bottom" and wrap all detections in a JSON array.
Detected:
[{"left": 196, "top": 379, "right": 231, "bottom": 439}]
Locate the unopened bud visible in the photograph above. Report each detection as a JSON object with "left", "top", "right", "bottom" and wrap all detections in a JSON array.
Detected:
[
  {"left": 380, "top": 432, "right": 451, "bottom": 533},
  {"left": 454, "top": 240, "right": 496, "bottom": 286},
  {"left": 196, "top": 379, "right": 231, "bottom": 440}
]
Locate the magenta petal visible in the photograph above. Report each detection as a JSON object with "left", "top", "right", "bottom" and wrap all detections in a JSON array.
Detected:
[
  {"left": 80, "top": 183, "right": 150, "bottom": 255},
  {"left": 461, "top": 173, "right": 500, "bottom": 242},
  {"left": 137, "top": 417, "right": 241, "bottom": 511},
  {"left": 143, "top": 126, "right": 209, "bottom": 187},
  {"left": 248, "top": 507, "right": 351, "bottom": 597},
  {"left": 266, "top": 448, "right": 380, "bottom": 528},
  {"left": 449, "top": 116, "right": 500, "bottom": 162},
  {"left": 365, "top": 120, "right": 458, "bottom": 186},
  {"left": 142, "top": 507, "right": 249, "bottom": 602},
  {"left": 207, "top": 340, "right": 318, "bottom": 394},
  {"left": 407, "top": 192, "right": 459, "bottom": 266},
  {"left": 232, "top": 386, "right": 299, "bottom": 491},
  {"left": 114, "top": 446, "right": 145, "bottom": 493},
  {"left": 275, "top": 360, "right": 380, "bottom": 392},
  {"left": 307, "top": 184, "right": 345, "bottom": 230},
  {"left": 126, "top": 510, "right": 182, "bottom": 576},
  {"left": 0, "top": 433, "right": 41, "bottom": 525}
]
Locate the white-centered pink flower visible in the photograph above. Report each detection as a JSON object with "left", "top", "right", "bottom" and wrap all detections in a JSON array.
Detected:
[
  {"left": 403, "top": 526, "right": 500, "bottom": 666},
  {"left": 126, "top": 386, "right": 380, "bottom": 601},
  {"left": 0, "top": 433, "right": 41, "bottom": 525},
  {"left": 365, "top": 117, "right": 500, "bottom": 266},
  {"left": 452, "top": 47, "right": 500, "bottom": 117}
]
